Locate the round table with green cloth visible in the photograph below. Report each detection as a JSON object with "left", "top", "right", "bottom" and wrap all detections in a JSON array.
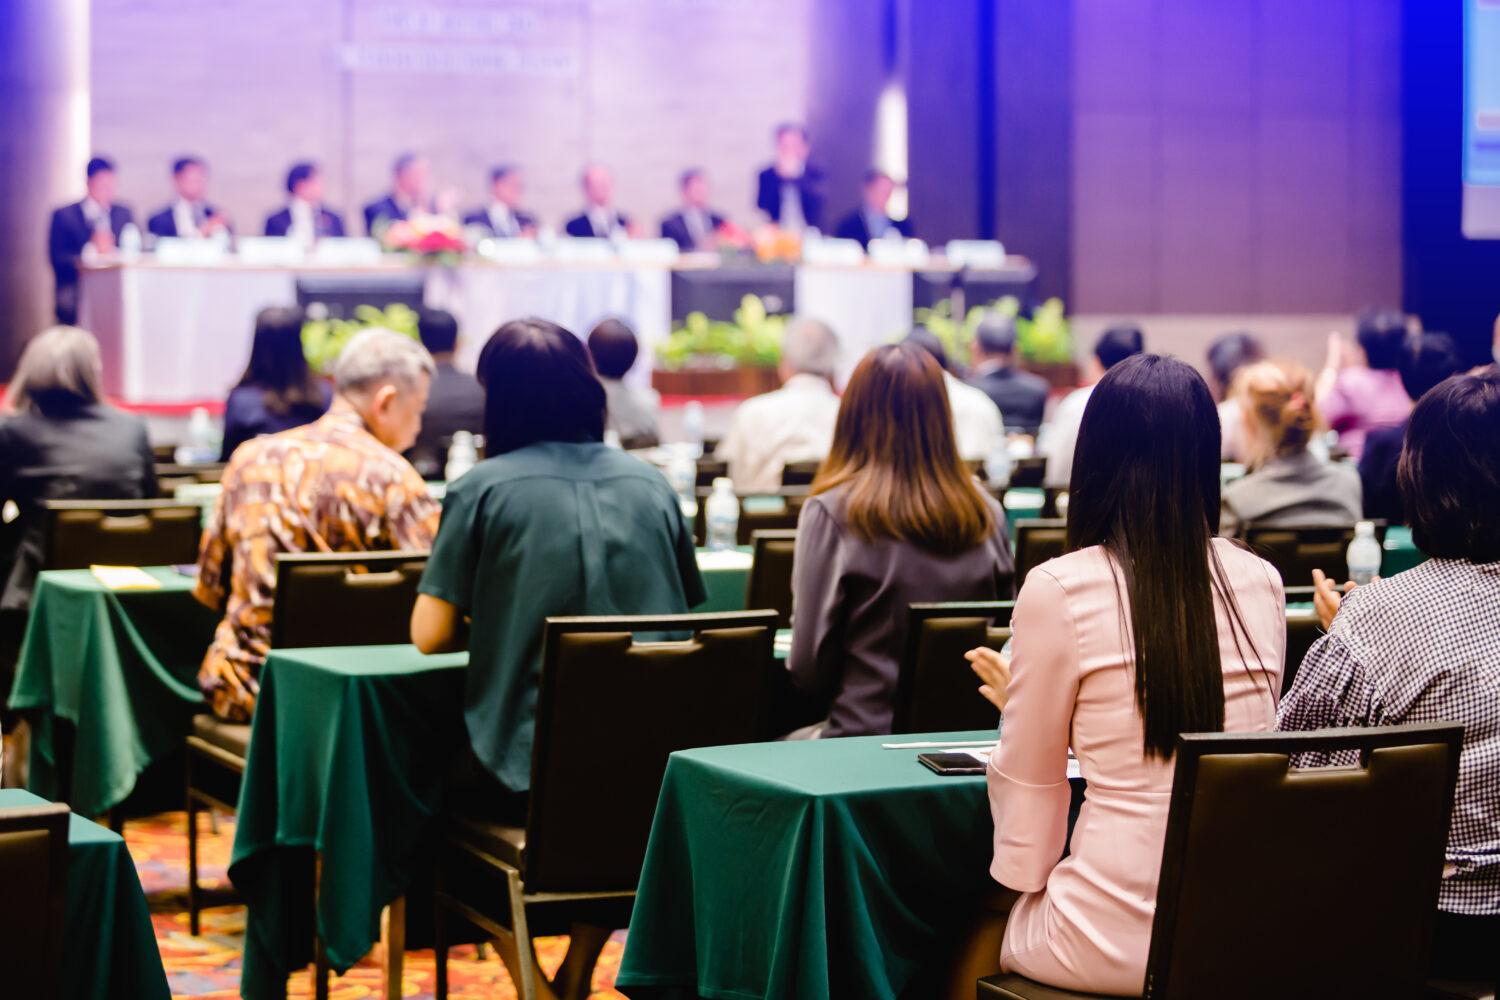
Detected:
[
  {"left": 614, "top": 731, "right": 1008, "bottom": 1000},
  {"left": 0, "top": 789, "right": 172, "bottom": 1000}
]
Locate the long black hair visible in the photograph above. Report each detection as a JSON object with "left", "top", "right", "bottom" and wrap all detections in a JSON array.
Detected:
[
  {"left": 477, "top": 318, "right": 606, "bottom": 455},
  {"left": 237, "top": 306, "right": 324, "bottom": 415},
  {"left": 1066, "top": 354, "right": 1266, "bottom": 759}
]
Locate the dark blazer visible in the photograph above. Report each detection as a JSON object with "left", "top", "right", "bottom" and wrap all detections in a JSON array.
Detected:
[
  {"left": 363, "top": 194, "right": 409, "bottom": 236},
  {"left": 48, "top": 201, "right": 134, "bottom": 322},
  {"left": 406, "top": 363, "right": 486, "bottom": 479},
  {"left": 832, "top": 209, "right": 914, "bottom": 247},
  {"left": 660, "top": 209, "right": 726, "bottom": 251},
  {"left": 462, "top": 205, "right": 537, "bottom": 238},
  {"left": 564, "top": 211, "right": 631, "bottom": 239},
  {"left": 968, "top": 364, "right": 1051, "bottom": 436},
  {"left": 146, "top": 202, "right": 226, "bottom": 238},
  {"left": 0, "top": 402, "right": 157, "bottom": 611},
  {"left": 219, "top": 382, "right": 333, "bottom": 462},
  {"left": 1358, "top": 419, "right": 1407, "bottom": 524},
  {"left": 263, "top": 206, "right": 347, "bottom": 239},
  {"left": 755, "top": 165, "right": 825, "bottom": 230}
]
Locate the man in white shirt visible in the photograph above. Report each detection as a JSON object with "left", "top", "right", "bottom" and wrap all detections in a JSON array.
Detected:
[
  {"left": 263, "top": 162, "right": 347, "bottom": 243},
  {"left": 904, "top": 327, "right": 1004, "bottom": 463},
  {"left": 147, "top": 157, "right": 230, "bottom": 241},
  {"left": 564, "top": 164, "right": 637, "bottom": 239},
  {"left": 463, "top": 165, "right": 538, "bottom": 239},
  {"left": 717, "top": 317, "right": 842, "bottom": 492},
  {"left": 1038, "top": 325, "right": 1145, "bottom": 487}
]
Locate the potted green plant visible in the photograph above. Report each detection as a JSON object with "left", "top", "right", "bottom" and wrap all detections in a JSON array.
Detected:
[
  {"left": 301, "top": 303, "right": 422, "bottom": 375},
  {"left": 653, "top": 294, "right": 787, "bottom": 396},
  {"left": 912, "top": 295, "right": 1079, "bottom": 390}
]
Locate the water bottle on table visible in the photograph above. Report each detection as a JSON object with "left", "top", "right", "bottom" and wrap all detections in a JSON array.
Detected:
[
  {"left": 667, "top": 445, "right": 698, "bottom": 519},
  {"left": 705, "top": 477, "right": 739, "bottom": 551},
  {"left": 1346, "top": 520, "right": 1382, "bottom": 586},
  {"left": 682, "top": 400, "right": 705, "bottom": 459},
  {"left": 445, "top": 430, "right": 477, "bottom": 483}
]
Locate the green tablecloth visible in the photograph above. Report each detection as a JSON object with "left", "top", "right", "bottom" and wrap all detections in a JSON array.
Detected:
[
  {"left": 1382, "top": 525, "right": 1424, "bottom": 577},
  {"left": 0, "top": 789, "right": 172, "bottom": 1000},
  {"left": 615, "top": 731, "right": 1001, "bottom": 1000},
  {"left": 228, "top": 645, "right": 469, "bottom": 1000},
  {"left": 7, "top": 567, "right": 216, "bottom": 817}
]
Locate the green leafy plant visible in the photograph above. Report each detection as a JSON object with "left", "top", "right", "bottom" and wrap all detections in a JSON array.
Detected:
[
  {"left": 657, "top": 294, "right": 787, "bottom": 369},
  {"left": 912, "top": 295, "right": 1074, "bottom": 366},
  {"left": 301, "top": 303, "right": 421, "bottom": 375}
]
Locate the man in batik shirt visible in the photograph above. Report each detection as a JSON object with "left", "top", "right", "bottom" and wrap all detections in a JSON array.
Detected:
[{"left": 194, "top": 327, "right": 441, "bottom": 720}]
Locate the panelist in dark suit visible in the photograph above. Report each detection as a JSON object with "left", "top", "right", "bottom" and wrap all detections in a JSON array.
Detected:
[
  {"left": 660, "top": 168, "right": 727, "bottom": 251},
  {"left": 755, "top": 122, "right": 824, "bottom": 231},
  {"left": 832, "top": 169, "right": 914, "bottom": 247},
  {"left": 966, "top": 313, "right": 1051, "bottom": 436},
  {"left": 146, "top": 156, "right": 230, "bottom": 240},
  {"left": 48, "top": 156, "right": 134, "bottom": 324},
  {"left": 363, "top": 152, "right": 431, "bottom": 236},
  {"left": 264, "top": 162, "right": 346, "bottom": 241},
  {"left": 462, "top": 164, "right": 538, "bottom": 239},
  {"left": 563, "top": 164, "right": 636, "bottom": 239}
]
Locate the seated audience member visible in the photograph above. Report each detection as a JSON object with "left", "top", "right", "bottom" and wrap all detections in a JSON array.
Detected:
[
  {"left": 1220, "top": 360, "right": 1361, "bottom": 537},
  {"left": 264, "top": 162, "right": 346, "bottom": 241},
  {"left": 964, "top": 354, "right": 1284, "bottom": 996},
  {"left": 1358, "top": 331, "right": 1465, "bottom": 523},
  {"left": 0, "top": 326, "right": 156, "bottom": 617},
  {"left": 195, "top": 329, "right": 440, "bottom": 721},
  {"left": 966, "top": 313, "right": 1050, "bottom": 436},
  {"left": 587, "top": 317, "right": 660, "bottom": 448},
  {"left": 756, "top": 122, "right": 824, "bottom": 232},
  {"left": 717, "top": 317, "right": 841, "bottom": 492},
  {"left": 220, "top": 306, "right": 332, "bottom": 461},
  {"left": 411, "top": 319, "right": 704, "bottom": 811},
  {"left": 49, "top": 156, "right": 134, "bottom": 324},
  {"left": 462, "top": 165, "right": 536, "bottom": 239},
  {"left": 364, "top": 152, "right": 432, "bottom": 236},
  {"left": 787, "top": 341, "right": 1014, "bottom": 739},
  {"left": 1282, "top": 369, "right": 1500, "bottom": 988},
  {"left": 905, "top": 327, "right": 1004, "bottom": 464},
  {"left": 660, "top": 169, "right": 726, "bottom": 251},
  {"left": 1037, "top": 325, "right": 1144, "bottom": 487},
  {"left": 147, "top": 156, "right": 230, "bottom": 240},
  {"left": 833, "top": 169, "right": 913, "bottom": 246},
  {"left": 564, "top": 164, "right": 636, "bottom": 239},
  {"left": 1315, "top": 307, "right": 1413, "bottom": 460},
  {"left": 1205, "top": 330, "right": 1265, "bottom": 462},
  {"left": 406, "top": 307, "right": 483, "bottom": 478}
]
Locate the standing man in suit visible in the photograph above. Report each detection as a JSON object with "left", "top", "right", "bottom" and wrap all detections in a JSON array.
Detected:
[
  {"left": 462, "top": 165, "right": 537, "bottom": 239},
  {"left": 755, "top": 123, "right": 824, "bottom": 232},
  {"left": 264, "top": 162, "right": 346, "bottom": 243},
  {"left": 660, "top": 169, "right": 726, "bottom": 251},
  {"left": 833, "top": 169, "right": 914, "bottom": 246},
  {"left": 364, "top": 152, "right": 432, "bottom": 235},
  {"left": 967, "top": 313, "right": 1050, "bottom": 436},
  {"left": 564, "top": 164, "right": 637, "bottom": 239},
  {"left": 48, "top": 156, "right": 134, "bottom": 324},
  {"left": 147, "top": 157, "right": 231, "bottom": 240}
]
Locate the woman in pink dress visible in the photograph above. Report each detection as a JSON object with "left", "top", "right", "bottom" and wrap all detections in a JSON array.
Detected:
[{"left": 968, "top": 354, "right": 1286, "bottom": 996}]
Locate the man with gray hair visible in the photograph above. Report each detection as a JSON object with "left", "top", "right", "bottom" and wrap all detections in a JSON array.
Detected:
[
  {"left": 193, "top": 326, "right": 441, "bottom": 721},
  {"left": 716, "top": 316, "right": 841, "bottom": 492}
]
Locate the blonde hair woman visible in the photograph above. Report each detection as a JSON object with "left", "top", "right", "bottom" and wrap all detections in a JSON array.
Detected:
[{"left": 1220, "top": 359, "right": 1360, "bottom": 537}]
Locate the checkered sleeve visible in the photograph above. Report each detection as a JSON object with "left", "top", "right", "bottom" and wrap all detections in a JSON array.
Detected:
[{"left": 1278, "top": 632, "right": 1381, "bottom": 767}]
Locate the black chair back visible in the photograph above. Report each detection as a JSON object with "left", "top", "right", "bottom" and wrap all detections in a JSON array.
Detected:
[
  {"left": 746, "top": 529, "right": 797, "bottom": 629},
  {"left": 1014, "top": 518, "right": 1068, "bottom": 586},
  {"left": 1244, "top": 523, "right": 1386, "bottom": 586},
  {"left": 1145, "top": 724, "right": 1463, "bottom": 1000},
  {"left": 43, "top": 499, "right": 202, "bottom": 570},
  {"left": 893, "top": 602, "right": 1012, "bottom": 734},
  {"left": 1009, "top": 457, "right": 1047, "bottom": 488},
  {"left": 691, "top": 488, "right": 809, "bottom": 547},
  {"left": 1281, "top": 586, "right": 1322, "bottom": 696},
  {"left": 0, "top": 801, "right": 70, "bottom": 996},
  {"left": 780, "top": 460, "right": 822, "bottom": 488},
  {"left": 270, "top": 551, "right": 429, "bottom": 648},
  {"left": 525, "top": 611, "right": 777, "bottom": 893},
  {"left": 695, "top": 458, "right": 729, "bottom": 489}
]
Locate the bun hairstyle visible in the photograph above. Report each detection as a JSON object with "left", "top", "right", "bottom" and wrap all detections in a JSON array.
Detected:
[{"left": 1233, "top": 359, "right": 1319, "bottom": 463}]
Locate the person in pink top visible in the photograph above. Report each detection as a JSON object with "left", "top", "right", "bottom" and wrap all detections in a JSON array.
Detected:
[
  {"left": 963, "top": 354, "right": 1286, "bottom": 996},
  {"left": 1314, "top": 308, "right": 1414, "bottom": 460}
]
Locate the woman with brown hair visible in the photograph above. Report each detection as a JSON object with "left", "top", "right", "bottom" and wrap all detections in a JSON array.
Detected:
[
  {"left": 1220, "top": 358, "right": 1361, "bottom": 537},
  {"left": 785, "top": 341, "right": 1014, "bottom": 738}
]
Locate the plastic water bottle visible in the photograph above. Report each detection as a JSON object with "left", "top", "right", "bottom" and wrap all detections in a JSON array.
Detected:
[
  {"left": 1346, "top": 521, "right": 1382, "bottom": 586},
  {"left": 681, "top": 400, "right": 705, "bottom": 459},
  {"left": 445, "top": 430, "right": 477, "bottom": 483},
  {"left": 175, "top": 406, "right": 218, "bottom": 464},
  {"left": 603, "top": 428, "right": 622, "bottom": 450},
  {"left": 667, "top": 445, "right": 698, "bottom": 519},
  {"left": 118, "top": 222, "right": 142, "bottom": 258},
  {"left": 705, "top": 477, "right": 739, "bottom": 551},
  {"left": 984, "top": 439, "right": 1012, "bottom": 488}
]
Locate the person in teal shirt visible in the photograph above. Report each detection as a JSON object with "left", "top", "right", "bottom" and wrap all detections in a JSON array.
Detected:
[{"left": 411, "top": 318, "right": 705, "bottom": 807}]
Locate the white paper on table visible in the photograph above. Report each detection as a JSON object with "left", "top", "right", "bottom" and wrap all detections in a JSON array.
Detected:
[
  {"left": 90, "top": 565, "right": 162, "bottom": 590},
  {"left": 695, "top": 549, "right": 754, "bottom": 571}
]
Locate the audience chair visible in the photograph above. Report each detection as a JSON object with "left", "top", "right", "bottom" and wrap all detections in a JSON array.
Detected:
[
  {"left": 780, "top": 460, "right": 822, "bottom": 488},
  {"left": 695, "top": 457, "right": 728, "bottom": 488},
  {"left": 746, "top": 529, "right": 798, "bottom": 629},
  {"left": 0, "top": 801, "right": 69, "bottom": 996},
  {"left": 979, "top": 723, "right": 1464, "bottom": 1000},
  {"left": 1014, "top": 519, "right": 1068, "bottom": 586},
  {"left": 43, "top": 499, "right": 201, "bottom": 570},
  {"left": 185, "top": 550, "right": 430, "bottom": 936},
  {"left": 691, "top": 488, "right": 808, "bottom": 546},
  {"left": 1009, "top": 457, "right": 1047, "bottom": 489},
  {"left": 1243, "top": 523, "right": 1387, "bottom": 586},
  {"left": 433, "top": 611, "right": 779, "bottom": 1000},
  {"left": 893, "top": 602, "right": 1014, "bottom": 734}
]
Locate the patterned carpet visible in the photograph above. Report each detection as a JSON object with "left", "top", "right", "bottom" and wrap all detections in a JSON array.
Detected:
[{"left": 126, "top": 811, "right": 628, "bottom": 999}]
